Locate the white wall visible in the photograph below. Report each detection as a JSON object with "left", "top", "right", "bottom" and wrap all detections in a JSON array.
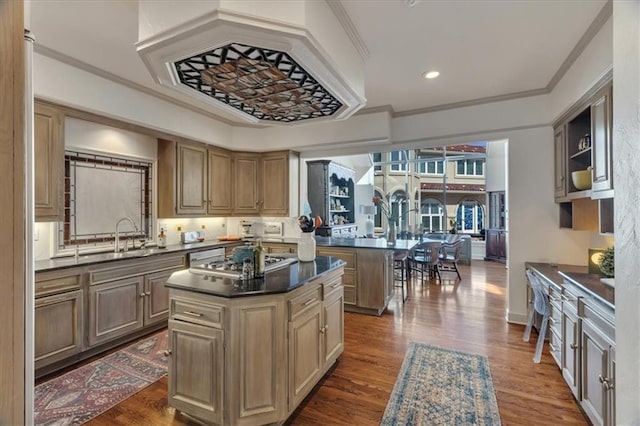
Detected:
[
  {"left": 612, "top": 2, "right": 640, "bottom": 422},
  {"left": 485, "top": 139, "right": 507, "bottom": 192}
]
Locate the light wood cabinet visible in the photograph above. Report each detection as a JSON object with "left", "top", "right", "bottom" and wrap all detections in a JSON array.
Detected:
[
  {"left": 35, "top": 289, "right": 83, "bottom": 369},
  {"left": 167, "top": 319, "right": 224, "bottom": 425},
  {"left": 260, "top": 151, "right": 289, "bottom": 216},
  {"left": 288, "top": 290, "right": 323, "bottom": 411},
  {"left": 88, "top": 276, "right": 145, "bottom": 346},
  {"left": 316, "top": 247, "right": 357, "bottom": 306},
  {"left": 143, "top": 269, "right": 176, "bottom": 326},
  {"left": 232, "top": 153, "right": 260, "bottom": 215},
  {"left": 158, "top": 139, "right": 207, "bottom": 217},
  {"left": 166, "top": 266, "right": 344, "bottom": 425},
  {"left": 34, "top": 102, "right": 64, "bottom": 221},
  {"left": 264, "top": 242, "right": 297, "bottom": 254},
  {"left": 208, "top": 147, "right": 233, "bottom": 215}
]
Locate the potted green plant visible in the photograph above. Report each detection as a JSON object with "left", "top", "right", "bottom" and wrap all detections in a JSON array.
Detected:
[{"left": 599, "top": 247, "right": 614, "bottom": 277}]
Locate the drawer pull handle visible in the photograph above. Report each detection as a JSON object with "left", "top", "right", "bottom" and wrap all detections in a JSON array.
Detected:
[
  {"left": 570, "top": 343, "right": 578, "bottom": 350},
  {"left": 303, "top": 298, "right": 316, "bottom": 307},
  {"left": 331, "top": 282, "right": 341, "bottom": 289},
  {"left": 164, "top": 349, "right": 172, "bottom": 356},
  {"left": 183, "top": 310, "right": 204, "bottom": 317}
]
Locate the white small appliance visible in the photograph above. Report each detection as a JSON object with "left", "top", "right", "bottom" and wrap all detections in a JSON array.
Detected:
[
  {"left": 263, "top": 222, "right": 284, "bottom": 237},
  {"left": 238, "top": 220, "right": 254, "bottom": 237}
]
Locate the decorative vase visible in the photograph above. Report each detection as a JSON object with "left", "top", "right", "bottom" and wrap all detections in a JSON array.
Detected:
[
  {"left": 387, "top": 220, "right": 397, "bottom": 245},
  {"left": 298, "top": 231, "right": 316, "bottom": 262}
]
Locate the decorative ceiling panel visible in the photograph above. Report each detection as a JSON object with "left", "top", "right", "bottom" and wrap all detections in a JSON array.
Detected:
[{"left": 174, "top": 43, "right": 343, "bottom": 123}]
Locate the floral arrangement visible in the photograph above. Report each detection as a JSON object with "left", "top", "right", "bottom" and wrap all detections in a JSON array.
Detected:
[{"left": 372, "top": 195, "right": 398, "bottom": 223}]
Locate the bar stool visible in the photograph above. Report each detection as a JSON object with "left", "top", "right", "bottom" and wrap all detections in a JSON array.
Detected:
[{"left": 393, "top": 251, "right": 408, "bottom": 303}]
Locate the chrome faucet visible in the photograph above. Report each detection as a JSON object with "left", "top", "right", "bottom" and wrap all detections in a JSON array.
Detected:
[{"left": 114, "top": 217, "right": 138, "bottom": 253}]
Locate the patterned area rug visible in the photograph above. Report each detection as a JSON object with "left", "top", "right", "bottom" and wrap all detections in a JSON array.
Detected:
[
  {"left": 34, "top": 329, "right": 168, "bottom": 425},
  {"left": 381, "top": 342, "right": 501, "bottom": 426}
]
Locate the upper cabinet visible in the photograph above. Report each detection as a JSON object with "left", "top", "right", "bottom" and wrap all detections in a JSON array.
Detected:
[
  {"left": 233, "top": 151, "right": 290, "bottom": 216},
  {"left": 260, "top": 151, "right": 289, "bottom": 216},
  {"left": 207, "top": 147, "right": 233, "bottom": 215},
  {"left": 158, "top": 140, "right": 290, "bottom": 217},
  {"left": 34, "top": 102, "right": 64, "bottom": 222},
  {"left": 590, "top": 84, "right": 613, "bottom": 198},
  {"left": 158, "top": 139, "right": 208, "bottom": 217},
  {"left": 554, "top": 80, "right": 613, "bottom": 202}
]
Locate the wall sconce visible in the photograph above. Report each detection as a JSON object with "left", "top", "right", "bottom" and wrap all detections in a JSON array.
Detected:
[
  {"left": 359, "top": 205, "right": 376, "bottom": 238},
  {"left": 588, "top": 248, "right": 607, "bottom": 275}
]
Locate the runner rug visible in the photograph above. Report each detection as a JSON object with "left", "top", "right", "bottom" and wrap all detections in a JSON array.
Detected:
[
  {"left": 381, "top": 342, "right": 501, "bottom": 426},
  {"left": 34, "top": 329, "right": 168, "bottom": 425}
]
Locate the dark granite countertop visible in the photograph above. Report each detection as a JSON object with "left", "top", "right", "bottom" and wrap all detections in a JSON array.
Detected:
[
  {"left": 526, "top": 262, "right": 614, "bottom": 309},
  {"left": 314, "top": 237, "right": 419, "bottom": 251},
  {"left": 35, "top": 240, "right": 245, "bottom": 273},
  {"left": 165, "top": 256, "right": 346, "bottom": 298}
]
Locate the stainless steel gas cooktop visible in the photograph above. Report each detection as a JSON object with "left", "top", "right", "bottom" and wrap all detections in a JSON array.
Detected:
[{"left": 189, "top": 254, "right": 297, "bottom": 278}]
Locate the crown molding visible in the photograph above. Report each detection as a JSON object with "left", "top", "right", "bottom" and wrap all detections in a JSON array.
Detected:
[
  {"left": 326, "top": 0, "right": 370, "bottom": 60},
  {"left": 546, "top": 0, "right": 612, "bottom": 92},
  {"left": 393, "top": 88, "right": 548, "bottom": 118}
]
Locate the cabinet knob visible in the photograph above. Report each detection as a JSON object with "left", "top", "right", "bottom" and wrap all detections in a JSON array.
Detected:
[
  {"left": 145, "top": 291, "right": 151, "bottom": 296},
  {"left": 139, "top": 293, "right": 146, "bottom": 298},
  {"left": 163, "top": 349, "right": 172, "bottom": 357},
  {"left": 570, "top": 343, "right": 578, "bottom": 350},
  {"left": 603, "top": 380, "right": 613, "bottom": 391},
  {"left": 598, "top": 374, "right": 605, "bottom": 384},
  {"left": 319, "top": 326, "right": 326, "bottom": 334}
]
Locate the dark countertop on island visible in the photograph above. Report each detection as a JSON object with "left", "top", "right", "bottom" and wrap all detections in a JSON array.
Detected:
[
  {"left": 526, "top": 262, "right": 614, "bottom": 309},
  {"left": 314, "top": 236, "right": 419, "bottom": 251},
  {"left": 165, "top": 255, "right": 347, "bottom": 298}
]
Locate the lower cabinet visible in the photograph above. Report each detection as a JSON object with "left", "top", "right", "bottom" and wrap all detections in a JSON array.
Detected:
[
  {"left": 35, "top": 289, "right": 84, "bottom": 370},
  {"left": 580, "top": 302, "right": 615, "bottom": 426},
  {"left": 561, "top": 301, "right": 580, "bottom": 399},
  {"left": 166, "top": 267, "right": 344, "bottom": 425},
  {"left": 167, "top": 319, "right": 224, "bottom": 425}
]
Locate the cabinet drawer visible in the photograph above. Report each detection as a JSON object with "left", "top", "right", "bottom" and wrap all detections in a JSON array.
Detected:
[
  {"left": 171, "top": 297, "right": 225, "bottom": 329},
  {"left": 549, "top": 327, "right": 562, "bottom": 368},
  {"left": 548, "top": 284, "right": 562, "bottom": 304},
  {"left": 562, "top": 288, "right": 581, "bottom": 311},
  {"left": 343, "top": 286, "right": 356, "bottom": 305},
  {"left": 35, "top": 270, "right": 82, "bottom": 297},
  {"left": 90, "top": 254, "right": 185, "bottom": 285},
  {"left": 549, "top": 303, "right": 562, "bottom": 336},
  {"left": 582, "top": 302, "right": 615, "bottom": 342},
  {"left": 288, "top": 286, "right": 322, "bottom": 321}
]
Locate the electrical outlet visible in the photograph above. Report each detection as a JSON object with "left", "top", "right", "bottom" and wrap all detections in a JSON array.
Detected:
[
  {"left": 176, "top": 224, "right": 183, "bottom": 232},
  {"left": 201, "top": 224, "right": 206, "bottom": 229}
]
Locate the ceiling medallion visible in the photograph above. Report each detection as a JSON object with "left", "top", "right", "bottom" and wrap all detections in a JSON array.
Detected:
[{"left": 174, "top": 43, "right": 344, "bottom": 123}]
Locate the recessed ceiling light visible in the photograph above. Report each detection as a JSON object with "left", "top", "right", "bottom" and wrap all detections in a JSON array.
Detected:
[{"left": 423, "top": 71, "right": 440, "bottom": 79}]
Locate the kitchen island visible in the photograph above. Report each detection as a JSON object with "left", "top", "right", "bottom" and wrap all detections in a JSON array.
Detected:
[
  {"left": 164, "top": 256, "right": 346, "bottom": 426},
  {"left": 261, "top": 236, "right": 418, "bottom": 315}
]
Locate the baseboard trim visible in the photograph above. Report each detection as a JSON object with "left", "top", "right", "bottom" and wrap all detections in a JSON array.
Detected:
[{"left": 506, "top": 310, "right": 528, "bottom": 325}]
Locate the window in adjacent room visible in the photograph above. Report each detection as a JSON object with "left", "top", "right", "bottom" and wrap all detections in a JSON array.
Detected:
[{"left": 455, "top": 199, "right": 484, "bottom": 234}]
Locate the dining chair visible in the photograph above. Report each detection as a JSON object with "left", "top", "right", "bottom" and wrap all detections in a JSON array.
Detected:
[
  {"left": 523, "top": 269, "right": 550, "bottom": 363},
  {"left": 437, "top": 239, "right": 463, "bottom": 280},
  {"left": 393, "top": 251, "right": 409, "bottom": 302},
  {"left": 410, "top": 241, "right": 441, "bottom": 284}
]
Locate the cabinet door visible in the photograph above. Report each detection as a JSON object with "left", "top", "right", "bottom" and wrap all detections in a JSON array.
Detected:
[
  {"left": 208, "top": 148, "right": 232, "bottom": 215},
  {"left": 35, "top": 290, "right": 83, "bottom": 369},
  {"left": 322, "top": 284, "right": 344, "bottom": 369},
  {"left": 88, "top": 277, "right": 144, "bottom": 346},
  {"left": 591, "top": 85, "right": 612, "bottom": 194},
  {"left": 34, "top": 102, "right": 64, "bottom": 221},
  {"left": 554, "top": 125, "right": 567, "bottom": 199},
  {"left": 607, "top": 345, "right": 615, "bottom": 426},
  {"left": 233, "top": 154, "right": 260, "bottom": 215},
  {"left": 561, "top": 306, "right": 580, "bottom": 399},
  {"left": 167, "top": 320, "right": 224, "bottom": 425},
  {"left": 144, "top": 270, "right": 174, "bottom": 326},
  {"left": 177, "top": 142, "right": 207, "bottom": 215},
  {"left": 260, "top": 152, "right": 289, "bottom": 216},
  {"left": 288, "top": 303, "right": 322, "bottom": 411},
  {"left": 581, "top": 319, "right": 609, "bottom": 426}
]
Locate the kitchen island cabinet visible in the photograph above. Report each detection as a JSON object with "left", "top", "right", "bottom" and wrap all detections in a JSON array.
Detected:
[{"left": 164, "top": 257, "right": 345, "bottom": 425}]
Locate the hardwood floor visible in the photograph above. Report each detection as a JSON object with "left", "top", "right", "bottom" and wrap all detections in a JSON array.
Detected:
[{"left": 84, "top": 260, "right": 587, "bottom": 425}]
